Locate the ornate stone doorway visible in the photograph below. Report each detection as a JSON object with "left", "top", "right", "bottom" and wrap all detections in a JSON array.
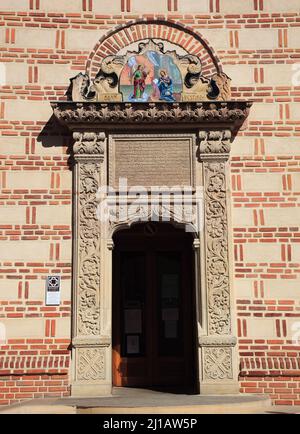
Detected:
[
  {"left": 52, "top": 101, "right": 251, "bottom": 397},
  {"left": 112, "top": 222, "right": 197, "bottom": 391},
  {"left": 51, "top": 20, "right": 252, "bottom": 398}
]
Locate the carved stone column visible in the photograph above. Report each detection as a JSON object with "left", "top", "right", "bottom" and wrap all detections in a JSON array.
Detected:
[
  {"left": 71, "top": 131, "right": 111, "bottom": 397},
  {"left": 197, "top": 129, "right": 239, "bottom": 394}
]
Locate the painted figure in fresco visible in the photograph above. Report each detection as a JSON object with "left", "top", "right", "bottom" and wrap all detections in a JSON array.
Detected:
[
  {"left": 133, "top": 64, "right": 148, "bottom": 99},
  {"left": 158, "top": 69, "right": 176, "bottom": 102},
  {"left": 151, "top": 78, "right": 160, "bottom": 100}
]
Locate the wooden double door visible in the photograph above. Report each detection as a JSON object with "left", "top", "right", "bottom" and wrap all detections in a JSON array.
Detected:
[{"left": 112, "top": 223, "right": 196, "bottom": 391}]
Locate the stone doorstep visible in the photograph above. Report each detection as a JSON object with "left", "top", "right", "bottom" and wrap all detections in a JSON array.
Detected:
[
  {"left": 0, "top": 403, "right": 76, "bottom": 414},
  {"left": 0, "top": 391, "right": 274, "bottom": 414},
  {"left": 2, "top": 403, "right": 299, "bottom": 414}
]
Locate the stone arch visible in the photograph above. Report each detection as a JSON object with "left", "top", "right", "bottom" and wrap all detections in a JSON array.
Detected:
[
  {"left": 86, "top": 19, "right": 223, "bottom": 80},
  {"left": 109, "top": 214, "right": 199, "bottom": 242}
]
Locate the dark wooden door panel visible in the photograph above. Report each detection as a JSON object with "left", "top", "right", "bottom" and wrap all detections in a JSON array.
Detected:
[{"left": 112, "top": 223, "right": 195, "bottom": 390}]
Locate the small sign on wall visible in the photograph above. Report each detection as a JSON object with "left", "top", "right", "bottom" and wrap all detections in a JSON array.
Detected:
[{"left": 45, "top": 276, "right": 61, "bottom": 306}]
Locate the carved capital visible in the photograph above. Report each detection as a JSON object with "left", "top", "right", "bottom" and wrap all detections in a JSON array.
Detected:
[
  {"left": 73, "top": 131, "right": 105, "bottom": 157},
  {"left": 198, "top": 130, "right": 231, "bottom": 161}
]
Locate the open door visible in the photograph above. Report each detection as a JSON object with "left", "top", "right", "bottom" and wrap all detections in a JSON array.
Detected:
[{"left": 112, "top": 223, "right": 197, "bottom": 391}]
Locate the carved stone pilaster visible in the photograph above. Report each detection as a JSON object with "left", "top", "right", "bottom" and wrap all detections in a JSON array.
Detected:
[
  {"left": 76, "top": 161, "right": 101, "bottom": 336},
  {"left": 204, "top": 161, "right": 230, "bottom": 335},
  {"left": 198, "top": 130, "right": 238, "bottom": 394},
  {"left": 71, "top": 131, "right": 111, "bottom": 397}
]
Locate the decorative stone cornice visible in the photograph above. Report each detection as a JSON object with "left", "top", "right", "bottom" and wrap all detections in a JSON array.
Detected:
[{"left": 51, "top": 101, "right": 252, "bottom": 129}]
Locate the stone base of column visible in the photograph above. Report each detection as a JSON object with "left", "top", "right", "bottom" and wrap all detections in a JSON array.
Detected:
[
  {"left": 71, "top": 340, "right": 112, "bottom": 398},
  {"left": 199, "top": 381, "right": 240, "bottom": 395},
  {"left": 71, "top": 382, "right": 112, "bottom": 398},
  {"left": 198, "top": 335, "right": 239, "bottom": 395}
]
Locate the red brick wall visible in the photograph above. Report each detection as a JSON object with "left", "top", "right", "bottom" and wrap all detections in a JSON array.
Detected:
[{"left": 0, "top": 0, "right": 299, "bottom": 406}]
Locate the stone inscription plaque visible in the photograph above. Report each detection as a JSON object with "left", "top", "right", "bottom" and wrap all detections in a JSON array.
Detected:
[{"left": 110, "top": 136, "right": 194, "bottom": 188}]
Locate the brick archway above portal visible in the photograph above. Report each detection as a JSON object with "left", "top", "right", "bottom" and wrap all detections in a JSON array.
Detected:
[{"left": 86, "top": 19, "right": 223, "bottom": 80}]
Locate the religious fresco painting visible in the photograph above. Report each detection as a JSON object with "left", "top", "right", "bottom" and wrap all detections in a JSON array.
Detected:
[
  {"left": 119, "top": 52, "right": 182, "bottom": 102},
  {"left": 68, "top": 40, "right": 231, "bottom": 104}
]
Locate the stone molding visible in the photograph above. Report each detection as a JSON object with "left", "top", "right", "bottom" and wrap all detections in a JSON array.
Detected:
[
  {"left": 199, "top": 335, "right": 237, "bottom": 347},
  {"left": 52, "top": 101, "right": 251, "bottom": 128}
]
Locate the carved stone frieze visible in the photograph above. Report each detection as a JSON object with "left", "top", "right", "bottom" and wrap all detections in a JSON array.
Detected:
[
  {"left": 77, "top": 347, "right": 105, "bottom": 381},
  {"left": 52, "top": 101, "right": 251, "bottom": 127},
  {"left": 203, "top": 161, "right": 231, "bottom": 336},
  {"left": 203, "top": 347, "right": 233, "bottom": 380}
]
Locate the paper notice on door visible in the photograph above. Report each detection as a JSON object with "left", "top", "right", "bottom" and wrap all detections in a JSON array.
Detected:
[
  {"left": 164, "top": 320, "right": 177, "bottom": 339},
  {"left": 126, "top": 335, "right": 139, "bottom": 354},
  {"left": 124, "top": 309, "right": 142, "bottom": 334}
]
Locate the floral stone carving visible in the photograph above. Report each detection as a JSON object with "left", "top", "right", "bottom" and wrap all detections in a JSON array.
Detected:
[
  {"left": 204, "top": 162, "right": 231, "bottom": 335},
  {"left": 77, "top": 162, "right": 102, "bottom": 335},
  {"left": 52, "top": 101, "right": 251, "bottom": 127}
]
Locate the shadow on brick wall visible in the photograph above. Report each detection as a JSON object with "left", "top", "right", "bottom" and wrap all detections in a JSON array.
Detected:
[{"left": 37, "top": 114, "right": 74, "bottom": 169}]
